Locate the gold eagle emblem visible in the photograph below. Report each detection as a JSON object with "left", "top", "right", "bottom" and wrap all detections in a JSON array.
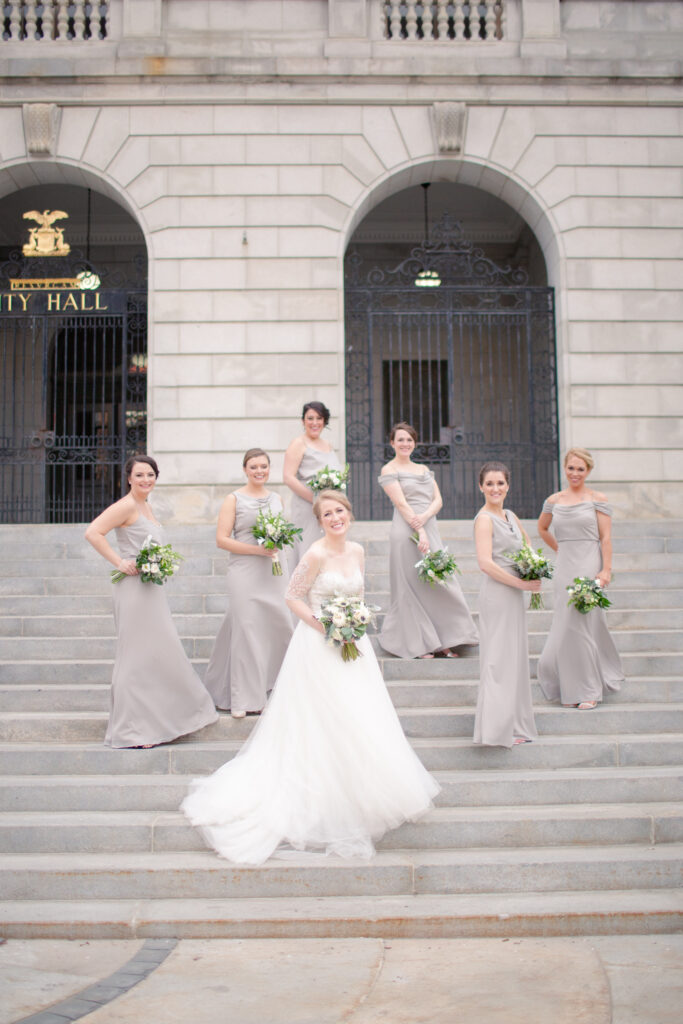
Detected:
[{"left": 22, "top": 209, "right": 71, "bottom": 257}]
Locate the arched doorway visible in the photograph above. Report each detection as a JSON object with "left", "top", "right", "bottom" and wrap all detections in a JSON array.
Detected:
[
  {"left": 344, "top": 183, "right": 558, "bottom": 519},
  {"left": 0, "top": 184, "right": 147, "bottom": 523}
]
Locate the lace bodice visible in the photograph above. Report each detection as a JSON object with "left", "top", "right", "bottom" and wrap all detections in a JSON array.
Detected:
[{"left": 287, "top": 565, "right": 364, "bottom": 615}]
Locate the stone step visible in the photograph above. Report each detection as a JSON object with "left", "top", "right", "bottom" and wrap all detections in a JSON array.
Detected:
[
  {"left": 2, "top": 704, "right": 681, "bottom": 744},
  {"left": 4, "top": 606, "right": 682, "bottom": 638},
  {"left": 3, "top": 845, "right": 682, "bottom": 901},
  {"left": 2, "top": 802, "right": 681, "bottom": 855},
  {"left": 3, "top": 589, "right": 683, "bottom": 618},
  {"left": 1, "top": 888, "right": 681, "bottom": 940},
  {"left": 3, "top": 765, "right": 681, "bottom": 812},
  {"left": 1, "top": 627, "right": 679, "bottom": 662},
  {"left": 1, "top": 649, "right": 680, "bottom": 684},
  {"left": 0, "top": 734, "right": 679, "bottom": 776},
  {"left": 4, "top": 675, "right": 681, "bottom": 711}
]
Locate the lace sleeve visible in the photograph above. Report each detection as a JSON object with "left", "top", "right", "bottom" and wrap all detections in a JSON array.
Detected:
[{"left": 285, "top": 556, "right": 315, "bottom": 601}]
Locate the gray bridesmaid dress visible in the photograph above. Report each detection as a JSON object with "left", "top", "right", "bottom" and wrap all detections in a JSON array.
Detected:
[
  {"left": 204, "top": 492, "right": 293, "bottom": 713},
  {"left": 289, "top": 446, "right": 342, "bottom": 563},
  {"left": 537, "top": 500, "right": 624, "bottom": 705},
  {"left": 378, "top": 470, "right": 479, "bottom": 659},
  {"left": 473, "top": 508, "right": 537, "bottom": 747},
  {"left": 106, "top": 516, "right": 218, "bottom": 748}
]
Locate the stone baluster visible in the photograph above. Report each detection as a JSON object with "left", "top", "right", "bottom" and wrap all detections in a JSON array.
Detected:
[
  {"left": 41, "top": 0, "right": 56, "bottom": 40},
  {"left": 8, "top": 0, "right": 23, "bottom": 41},
  {"left": 25, "top": 0, "right": 38, "bottom": 39},
  {"left": 73, "top": 0, "right": 86, "bottom": 39},
  {"left": 483, "top": 0, "right": 497, "bottom": 41},
  {"left": 56, "top": 0, "right": 69, "bottom": 39},
  {"left": 499, "top": 0, "right": 506, "bottom": 40},
  {"left": 385, "top": 0, "right": 400, "bottom": 40},
  {"left": 454, "top": 0, "right": 465, "bottom": 41},
  {"left": 436, "top": 0, "right": 449, "bottom": 41},
  {"left": 405, "top": 1, "right": 418, "bottom": 40}
]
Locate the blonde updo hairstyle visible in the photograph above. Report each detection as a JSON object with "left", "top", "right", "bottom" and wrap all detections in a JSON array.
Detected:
[
  {"left": 242, "top": 447, "right": 270, "bottom": 468},
  {"left": 564, "top": 447, "right": 594, "bottom": 472},
  {"left": 312, "top": 489, "right": 354, "bottom": 523}
]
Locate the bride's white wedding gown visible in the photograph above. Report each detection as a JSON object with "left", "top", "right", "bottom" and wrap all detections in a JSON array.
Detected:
[{"left": 181, "top": 568, "right": 439, "bottom": 864}]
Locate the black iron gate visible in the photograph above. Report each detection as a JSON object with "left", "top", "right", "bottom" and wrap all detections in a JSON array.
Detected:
[
  {"left": 0, "top": 254, "right": 147, "bottom": 523},
  {"left": 345, "top": 216, "right": 558, "bottom": 520}
]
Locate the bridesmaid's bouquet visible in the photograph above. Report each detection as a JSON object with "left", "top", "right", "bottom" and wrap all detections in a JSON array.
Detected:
[
  {"left": 504, "top": 543, "right": 554, "bottom": 610},
  {"left": 318, "top": 595, "right": 377, "bottom": 662},
  {"left": 567, "top": 576, "right": 612, "bottom": 614},
  {"left": 252, "top": 509, "right": 303, "bottom": 576},
  {"left": 111, "top": 536, "right": 183, "bottom": 585},
  {"left": 308, "top": 463, "right": 350, "bottom": 493},
  {"left": 411, "top": 536, "right": 461, "bottom": 587}
]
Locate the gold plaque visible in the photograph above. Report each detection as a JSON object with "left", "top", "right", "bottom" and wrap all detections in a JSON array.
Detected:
[{"left": 22, "top": 209, "right": 71, "bottom": 257}]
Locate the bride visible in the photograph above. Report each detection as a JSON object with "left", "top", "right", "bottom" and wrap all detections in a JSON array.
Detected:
[{"left": 181, "top": 489, "right": 439, "bottom": 864}]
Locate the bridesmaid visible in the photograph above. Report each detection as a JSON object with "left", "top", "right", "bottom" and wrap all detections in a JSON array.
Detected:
[
  {"left": 85, "top": 454, "right": 218, "bottom": 749},
  {"left": 473, "top": 462, "right": 539, "bottom": 747},
  {"left": 537, "top": 447, "right": 624, "bottom": 709},
  {"left": 204, "top": 448, "right": 293, "bottom": 718},
  {"left": 283, "top": 400, "right": 342, "bottom": 563},
  {"left": 378, "top": 422, "right": 478, "bottom": 660}
]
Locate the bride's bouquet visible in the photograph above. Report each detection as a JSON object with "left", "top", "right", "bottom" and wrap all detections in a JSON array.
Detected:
[
  {"left": 252, "top": 509, "right": 303, "bottom": 576},
  {"left": 308, "top": 463, "right": 350, "bottom": 493},
  {"left": 318, "top": 594, "right": 377, "bottom": 662},
  {"left": 567, "top": 576, "right": 612, "bottom": 614},
  {"left": 504, "top": 543, "right": 554, "bottom": 610},
  {"left": 411, "top": 535, "right": 461, "bottom": 587},
  {"left": 111, "top": 535, "right": 183, "bottom": 585}
]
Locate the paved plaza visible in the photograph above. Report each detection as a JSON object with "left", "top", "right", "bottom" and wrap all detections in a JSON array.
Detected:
[{"left": 2, "top": 934, "right": 682, "bottom": 1024}]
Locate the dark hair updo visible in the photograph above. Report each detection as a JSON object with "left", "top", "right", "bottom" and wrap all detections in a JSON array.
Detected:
[
  {"left": 302, "top": 401, "right": 330, "bottom": 426},
  {"left": 390, "top": 422, "right": 418, "bottom": 443},
  {"left": 242, "top": 448, "right": 270, "bottom": 468},
  {"left": 478, "top": 461, "right": 510, "bottom": 486},
  {"left": 124, "top": 454, "right": 159, "bottom": 487}
]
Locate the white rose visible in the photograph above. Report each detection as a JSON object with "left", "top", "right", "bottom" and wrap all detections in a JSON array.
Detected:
[
  {"left": 150, "top": 564, "right": 159, "bottom": 573},
  {"left": 332, "top": 611, "right": 346, "bottom": 628},
  {"left": 141, "top": 563, "right": 150, "bottom": 572}
]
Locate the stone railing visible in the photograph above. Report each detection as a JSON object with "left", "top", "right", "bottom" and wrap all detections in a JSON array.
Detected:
[
  {"left": 381, "top": 1, "right": 505, "bottom": 41},
  {"left": 1, "top": 1, "right": 110, "bottom": 41}
]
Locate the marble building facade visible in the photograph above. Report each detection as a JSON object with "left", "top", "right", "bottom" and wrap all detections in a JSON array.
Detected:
[{"left": 0, "top": 0, "right": 681, "bottom": 521}]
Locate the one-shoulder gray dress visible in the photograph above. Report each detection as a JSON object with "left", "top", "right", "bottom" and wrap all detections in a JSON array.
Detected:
[
  {"left": 106, "top": 516, "right": 218, "bottom": 748},
  {"left": 537, "top": 500, "right": 624, "bottom": 705},
  {"left": 378, "top": 470, "right": 479, "bottom": 659},
  {"left": 288, "top": 445, "right": 342, "bottom": 564},
  {"left": 473, "top": 508, "right": 537, "bottom": 747},
  {"left": 204, "top": 492, "right": 293, "bottom": 713}
]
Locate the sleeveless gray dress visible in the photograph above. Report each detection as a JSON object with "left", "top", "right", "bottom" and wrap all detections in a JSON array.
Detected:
[
  {"left": 288, "top": 445, "right": 342, "bottom": 563},
  {"left": 473, "top": 508, "right": 537, "bottom": 747},
  {"left": 378, "top": 470, "right": 479, "bottom": 659},
  {"left": 537, "top": 500, "right": 624, "bottom": 705},
  {"left": 106, "top": 516, "right": 218, "bottom": 748},
  {"left": 204, "top": 492, "right": 293, "bottom": 713}
]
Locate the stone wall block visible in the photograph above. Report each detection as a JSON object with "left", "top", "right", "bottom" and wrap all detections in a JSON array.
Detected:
[
  {"left": 574, "top": 417, "right": 683, "bottom": 450},
  {"left": 153, "top": 324, "right": 180, "bottom": 355},
  {"left": 181, "top": 134, "right": 246, "bottom": 165},
  {"left": 618, "top": 166, "right": 683, "bottom": 197},
  {"left": 572, "top": 165, "right": 621, "bottom": 198},
  {"left": 107, "top": 137, "right": 152, "bottom": 189},
  {"left": 514, "top": 136, "right": 557, "bottom": 188},
  {"left": 154, "top": 290, "right": 214, "bottom": 324},
  {"left": 323, "top": 165, "right": 364, "bottom": 206},
  {"left": 131, "top": 106, "right": 213, "bottom": 136},
  {"left": 278, "top": 290, "right": 340, "bottom": 322},
  {"left": 648, "top": 137, "right": 683, "bottom": 166},
  {"left": 176, "top": 258, "right": 247, "bottom": 291},
  {"left": 246, "top": 322, "right": 313, "bottom": 354},
  {"left": 126, "top": 166, "right": 169, "bottom": 209},
  {"left": 150, "top": 388, "right": 179, "bottom": 419},
  {"left": 278, "top": 166, "right": 324, "bottom": 195},
  {"left": 246, "top": 387, "right": 339, "bottom": 419},
  {"left": 310, "top": 136, "right": 343, "bottom": 165},
  {"left": 0, "top": 108, "right": 25, "bottom": 161},
  {"left": 391, "top": 106, "right": 435, "bottom": 160},
  {"left": 153, "top": 227, "right": 214, "bottom": 259},
  {"left": 154, "top": 354, "right": 214, "bottom": 387},
  {"left": 245, "top": 196, "right": 313, "bottom": 227},
  {"left": 585, "top": 136, "right": 650, "bottom": 167},
  {"left": 154, "top": 260, "right": 181, "bottom": 291},
  {"left": 277, "top": 226, "right": 338, "bottom": 258},
  {"left": 463, "top": 107, "right": 505, "bottom": 162},
  {"left": 81, "top": 107, "right": 131, "bottom": 171},
  {"left": 178, "top": 387, "right": 247, "bottom": 419},
  {"left": 167, "top": 165, "right": 214, "bottom": 196},
  {"left": 614, "top": 107, "right": 680, "bottom": 136},
  {"left": 341, "top": 136, "right": 385, "bottom": 185},
  {"left": 246, "top": 134, "right": 312, "bottom": 165},
  {"left": 153, "top": 419, "right": 213, "bottom": 451},
  {"left": 489, "top": 108, "right": 537, "bottom": 171},
  {"left": 178, "top": 322, "right": 247, "bottom": 355},
  {"left": 246, "top": 258, "right": 313, "bottom": 291},
  {"left": 144, "top": 196, "right": 182, "bottom": 235},
  {"left": 571, "top": 385, "right": 683, "bottom": 418},
  {"left": 566, "top": 289, "right": 624, "bottom": 321},
  {"left": 55, "top": 107, "right": 99, "bottom": 162},
  {"left": 213, "top": 106, "right": 278, "bottom": 134},
  {"left": 179, "top": 196, "right": 245, "bottom": 227},
  {"left": 361, "top": 108, "right": 409, "bottom": 169},
  {"left": 571, "top": 352, "right": 683, "bottom": 386},
  {"left": 568, "top": 321, "right": 683, "bottom": 354},
  {"left": 212, "top": 290, "right": 279, "bottom": 322},
  {"left": 150, "top": 136, "right": 181, "bottom": 165},
  {"left": 213, "top": 165, "right": 279, "bottom": 195},
  {"left": 214, "top": 227, "right": 278, "bottom": 259}
]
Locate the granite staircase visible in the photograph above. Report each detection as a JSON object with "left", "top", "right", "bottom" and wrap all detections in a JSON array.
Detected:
[{"left": 0, "top": 520, "right": 682, "bottom": 939}]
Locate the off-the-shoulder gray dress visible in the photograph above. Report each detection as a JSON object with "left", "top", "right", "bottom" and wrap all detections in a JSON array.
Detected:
[
  {"left": 288, "top": 445, "right": 342, "bottom": 563},
  {"left": 106, "top": 516, "right": 218, "bottom": 748},
  {"left": 473, "top": 508, "right": 537, "bottom": 747},
  {"left": 537, "top": 500, "right": 624, "bottom": 705},
  {"left": 378, "top": 469, "right": 479, "bottom": 659},
  {"left": 204, "top": 492, "right": 293, "bottom": 713}
]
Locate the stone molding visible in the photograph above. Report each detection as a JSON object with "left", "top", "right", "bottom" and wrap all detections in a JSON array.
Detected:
[
  {"left": 22, "top": 103, "right": 61, "bottom": 156},
  {"left": 432, "top": 102, "right": 468, "bottom": 156}
]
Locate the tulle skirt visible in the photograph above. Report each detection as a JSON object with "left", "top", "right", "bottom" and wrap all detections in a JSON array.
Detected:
[{"left": 181, "top": 622, "right": 439, "bottom": 864}]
